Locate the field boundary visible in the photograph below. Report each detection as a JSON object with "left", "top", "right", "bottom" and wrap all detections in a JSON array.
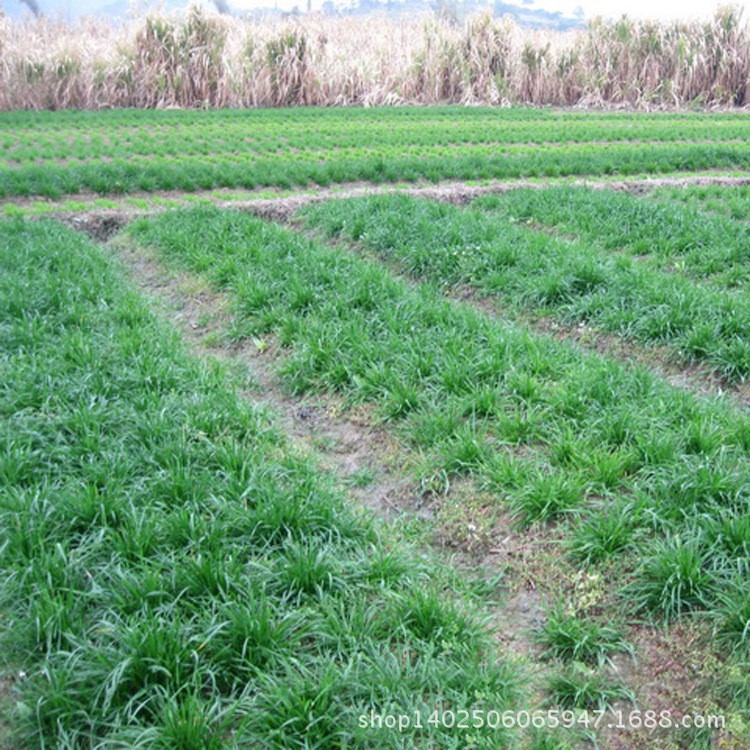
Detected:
[{"left": 32, "top": 172, "right": 750, "bottom": 241}]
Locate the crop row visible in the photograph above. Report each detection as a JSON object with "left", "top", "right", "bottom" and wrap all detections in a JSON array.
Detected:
[
  {"left": 130, "top": 206, "right": 750, "bottom": 650},
  {"left": 3, "top": 105, "right": 750, "bottom": 133},
  {"left": 7, "top": 137, "right": 745, "bottom": 173},
  {"left": 3, "top": 140, "right": 750, "bottom": 199},
  {"left": 5, "top": 135, "right": 747, "bottom": 169},
  {"left": 303, "top": 193, "right": 750, "bottom": 381},
  {"left": 5, "top": 109, "right": 750, "bottom": 164},
  {"left": 653, "top": 184, "right": 750, "bottom": 221},
  {"left": 0, "top": 219, "right": 522, "bottom": 748},
  {"left": 472, "top": 186, "right": 750, "bottom": 288}
]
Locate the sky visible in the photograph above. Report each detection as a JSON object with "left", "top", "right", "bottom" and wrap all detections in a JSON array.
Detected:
[
  {"left": 6, "top": 0, "right": 749, "bottom": 22},
  {"left": 554, "top": 0, "right": 747, "bottom": 20},
  {"left": 226, "top": 0, "right": 748, "bottom": 20}
]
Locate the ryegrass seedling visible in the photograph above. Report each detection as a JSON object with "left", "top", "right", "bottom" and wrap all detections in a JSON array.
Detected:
[
  {"left": 508, "top": 471, "right": 585, "bottom": 526},
  {"left": 568, "top": 501, "right": 642, "bottom": 564},
  {"left": 628, "top": 536, "right": 716, "bottom": 622},
  {"left": 545, "top": 665, "right": 634, "bottom": 710},
  {"left": 535, "top": 604, "right": 633, "bottom": 666}
]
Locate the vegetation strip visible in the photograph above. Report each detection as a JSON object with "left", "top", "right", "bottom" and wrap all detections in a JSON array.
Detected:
[
  {"left": 302, "top": 193, "right": 750, "bottom": 382},
  {"left": 127, "top": 205, "right": 750, "bottom": 738},
  {"left": 129, "top": 206, "right": 750, "bottom": 623},
  {"left": 472, "top": 186, "right": 750, "bottom": 288},
  {"left": 3, "top": 8, "right": 750, "bottom": 110},
  {"left": 5, "top": 107, "right": 750, "bottom": 199},
  {"left": 653, "top": 183, "right": 750, "bottom": 221},
  {"left": 2, "top": 140, "right": 748, "bottom": 201},
  {"left": 0, "top": 218, "right": 527, "bottom": 748}
]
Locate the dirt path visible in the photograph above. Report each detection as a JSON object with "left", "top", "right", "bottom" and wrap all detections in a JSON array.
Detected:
[
  {"left": 24, "top": 171, "right": 750, "bottom": 238},
  {"left": 234, "top": 173, "right": 750, "bottom": 222}
]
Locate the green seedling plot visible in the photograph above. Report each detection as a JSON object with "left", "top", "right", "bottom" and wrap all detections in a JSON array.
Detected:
[
  {"left": 4, "top": 104, "right": 750, "bottom": 747},
  {"left": 4, "top": 107, "right": 750, "bottom": 198},
  {"left": 473, "top": 186, "right": 750, "bottom": 288},
  {"left": 654, "top": 183, "right": 750, "bottom": 221},
  {"left": 129, "top": 207, "right": 750, "bottom": 641},
  {"left": 0, "top": 219, "right": 525, "bottom": 748},
  {"left": 302, "top": 194, "right": 750, "bottom": 381}
]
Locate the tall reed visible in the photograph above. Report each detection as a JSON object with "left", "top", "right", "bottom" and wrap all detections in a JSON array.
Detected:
[{"left": 0, "top": 6, "right": 748, "bottom": 110}]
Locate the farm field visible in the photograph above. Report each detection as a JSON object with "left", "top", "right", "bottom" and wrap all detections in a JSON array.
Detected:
[
  {"left": 5, "top": 108, "right": 750, "bottom": 200},
  {"left": 2, "top": 107, "right": 750, "bottom": 750}
]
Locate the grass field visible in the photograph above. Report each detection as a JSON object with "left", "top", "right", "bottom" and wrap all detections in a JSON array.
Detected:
[
  {"left": 2, "top": 107, "right": 750, "bottom": 749},
  {"left": 4, "top": 108, "right": 750, "bottom": 200}
]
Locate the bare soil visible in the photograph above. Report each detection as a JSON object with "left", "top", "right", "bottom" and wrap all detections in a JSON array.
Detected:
[
  {"left": 0, "top": 670, "right": 19, "bottom": 750},
  {"left": 22, "top": 171, "right": 750, "bottom": 232}
]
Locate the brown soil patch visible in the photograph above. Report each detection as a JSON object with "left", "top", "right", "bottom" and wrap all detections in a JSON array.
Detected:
[
  {"left": 0, "top": 670, "right": 19, "bottom": 750},
  {"left": 603, "top": 622, "right": 721, "bottom": 750},
  {"left": 20, "top": 172, "right": 750, "bottom": 230}
]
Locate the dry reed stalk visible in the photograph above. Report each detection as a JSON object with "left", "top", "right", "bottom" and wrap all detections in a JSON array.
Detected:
[{"left": 0, "top": 5, "right": 748, "bottom": 110}]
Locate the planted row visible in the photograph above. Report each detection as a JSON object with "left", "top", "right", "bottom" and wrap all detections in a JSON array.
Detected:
[
  {"left": 303, "top": 193, "right": 750, "bottom": 381},
  {"left": 473, "top": 186, "right": 750, "bottom": 287},
  {"left": 3, "top": 137, "right": 750, "bottom": 199},
  {"left": 5, "top": 106, "right": 750, "bottom": 156},
  {"left": 130, "top": 206, "right": 750, "bottom": 638},
  {"left": 654, "top": 183, "right": 750, "bottom": 221},
  {"left": 0, "top": 218, "right": 519, "bottom": 748}
]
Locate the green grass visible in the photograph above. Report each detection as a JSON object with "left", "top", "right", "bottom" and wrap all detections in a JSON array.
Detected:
[
  {"left": 0, "top": 218, "right": 525, "bottom": 748},
  {"left": 4, "top": 108, "right": 750, "bottom": 198},
  {"left": 302, "top": 193, "right": 750, "bottom": 381},
  {"left": 545, "top": 667, "right": 633, "bottom": 711},
  {"left": 654, "top": 184, "right": 750, "bottom": 221},
  {"left": 535, "top": 606, "right": 632, "bottom": 666},
  {"left": 128, "top": 206, "right": 750, "bottom": 645},
  {"left": 472, "top": 186, "right": 750, "bottom": 289}
]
